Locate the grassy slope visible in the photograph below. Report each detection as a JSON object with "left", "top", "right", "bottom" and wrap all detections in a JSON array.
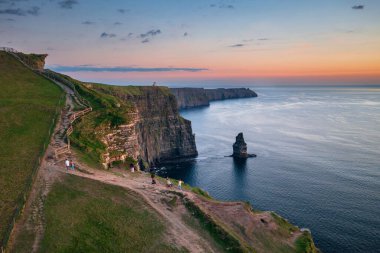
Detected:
[
  {"left": 13, "top": 174, "right": 186, "bottom": 253},
  {"left": 0, "top": 52, "right": 63, "bottom": 245}
]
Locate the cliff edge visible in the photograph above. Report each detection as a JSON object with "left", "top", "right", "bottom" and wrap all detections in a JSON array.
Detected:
[{"left": 171, "top": 87, "right": 257, "bottom": 109}]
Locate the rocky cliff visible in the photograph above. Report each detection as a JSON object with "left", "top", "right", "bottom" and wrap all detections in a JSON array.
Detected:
[
  {"left": 104, "top": 86, "right": 198, "bottom": 167},
  {"left": 170, "top": 88, "right": 210, "bottom": 108},
  {"left": 171, "top": 87, "right": 257, "bottom": 109},
  {"left": 133, "top": 89, "right": 198, "bottom": 164},
  {"left": 14, "top": 52, "right": 47, "bottom": 71},
  {"left": 66, "top": 81, "right": 198, "bottom": 169}
]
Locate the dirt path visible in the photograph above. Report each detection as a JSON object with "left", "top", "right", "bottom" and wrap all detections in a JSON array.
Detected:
[
  {"left": 6, "top": 82, "right": 75, "bottom": 253},
  {"left": 58, "top": 161, "right": 217, "bottom": 253}
]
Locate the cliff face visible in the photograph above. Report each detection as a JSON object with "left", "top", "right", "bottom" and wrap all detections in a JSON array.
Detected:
[
  {"left": 83, "top": 85, "right": 198, "bottom": 168},
  {"left": 15, "top": 52, "right": 47, "bottom": 71},
  {"left": 131, "top": 88, "right": 198, "bottom": 165},
  {"left": 205, "top": 88, "right": 257, "bottom": 101},
  {"left": 170, "top": 88, "right": 210, "bottom": 109},
  {"left": 171, "top": 87, "right": 257, "bottom": 109}
]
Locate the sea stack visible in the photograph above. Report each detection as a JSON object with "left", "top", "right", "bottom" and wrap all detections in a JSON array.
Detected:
[{"left": 232, "top": 133, "right": 256, "bottom": 158}]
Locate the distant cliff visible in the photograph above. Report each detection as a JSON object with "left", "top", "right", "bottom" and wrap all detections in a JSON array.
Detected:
[{"left": 171, "top": 87, "right": 257, "bottom": 109}]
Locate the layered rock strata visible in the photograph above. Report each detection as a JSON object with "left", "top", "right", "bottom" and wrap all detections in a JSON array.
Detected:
[
  {"left": 171, "top": 87, "right": 257, "bottom": 109},
  {"left": 99, "top": 87, "right": 198, "bottom": 168}
]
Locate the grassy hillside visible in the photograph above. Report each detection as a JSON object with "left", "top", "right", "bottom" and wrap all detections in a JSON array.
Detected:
[
  {"left": 12, "top": 174, "right": 187, "bottom": 253},
  {"left": 0, "top": 51, "right": 64, "bottom": 246}
]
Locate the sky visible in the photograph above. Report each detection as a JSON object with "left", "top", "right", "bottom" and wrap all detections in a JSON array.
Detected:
[{"left": 1, "top": 0, "right": 380, "bottom": 87}]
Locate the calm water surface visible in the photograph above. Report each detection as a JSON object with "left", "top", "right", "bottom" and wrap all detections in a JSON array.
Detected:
[{"left": 158, "top": 87, "right": 380, "bottom": 253}]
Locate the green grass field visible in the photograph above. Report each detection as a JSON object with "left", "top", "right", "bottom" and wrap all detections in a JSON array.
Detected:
[
  {"left": 0, "top": 51, "right": 64, "bottom": 246},
  {"left": 13, "top": 174, "right": 186, "bottom": 253}
]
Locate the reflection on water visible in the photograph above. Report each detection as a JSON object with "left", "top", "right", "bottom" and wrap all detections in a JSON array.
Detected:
[
  {"left": 233, "top": 157, "right": 248, "bottom": 170},
  {"left": 157, "top": 87, "right": 380, "bottom": 253}
]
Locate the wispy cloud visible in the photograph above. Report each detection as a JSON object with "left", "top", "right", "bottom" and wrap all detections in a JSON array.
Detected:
[
  {"left": 59, "top": 0, "right": 78, "bottom": 9},
  {"left": 50, "top": 65, "right": 208, "bottom": 73},
  {"left": 100, "top": 32, "right": 116, "bottom": 38},
  {"left": 352, "top": 5, "right": 364, "bottom": 10},
  {"left": 139, "top": 29, "right": 161, "bottom": 38},
  {"left": 210, "top": 3, "right": 234, "bottom": 9},
  {"left": 138, "top": 29, "right": 161, "bottom": 43},
  {"left": 0, "top": 8, "right": 24, "bottom": 15},
  {"left": 0, "top": 6, "right": 39, "bottom": 16},
  {"left": 229, "top": 43, "right": 244, "bottom": 47},
  {"left": 82, "top": 20, "right": 95, "bottom": 25},
  {"left": 117, "top": 8, "right": 129, "bottom": 14},
  {"left": 27, "top": 6, "right": 39, "bottom": 16}
]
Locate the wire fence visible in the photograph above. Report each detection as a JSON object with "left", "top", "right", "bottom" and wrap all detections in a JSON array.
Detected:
[{"left": 0, "top": 78, "right": 66, "bottom": 252}]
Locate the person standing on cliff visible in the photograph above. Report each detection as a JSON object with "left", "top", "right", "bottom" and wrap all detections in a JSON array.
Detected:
[
  {"left": 130, "top": 163, "right": 135, "bottom": 173},
  {"left": 151, "top": 173, "right": 156, "bottom": 184},
  {"left": 70, "top": 160, "right": 75, "bottom": 171},
  {"left": 178, "top": 179, "right": 183, "bottom": 190},
  {"left": 65, "top": 158, "right": 70, "bottom": 171},
  {"left": 166, "top": 177, "right": 173, "bottom": 187}
]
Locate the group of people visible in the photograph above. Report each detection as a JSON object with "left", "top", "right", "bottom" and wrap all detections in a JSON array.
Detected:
[
  {"left": 150, "top": 173, "right": 183, "bottom": 190},
  {"left": 65, "top": 158, "right": 75, "bottom": 171},
  {"left": 162, "top": 176, "right": 184, "bottom": 190},
  {"left": 66, "top": 159, "right": 183, "bottom": 191}
]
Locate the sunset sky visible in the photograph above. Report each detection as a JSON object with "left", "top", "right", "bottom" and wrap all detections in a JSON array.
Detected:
[{"left": 1, "top": 0, "right": 379, "bottom": 86}]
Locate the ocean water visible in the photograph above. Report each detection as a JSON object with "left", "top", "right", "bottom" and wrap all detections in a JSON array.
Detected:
[{"left": 157, "top": 87, "right": 380, "bottom": 253}]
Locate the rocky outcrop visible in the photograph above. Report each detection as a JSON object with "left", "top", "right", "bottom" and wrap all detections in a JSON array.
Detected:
[
  {"left": 93, "top": 86, "right": 198, "bottom": 169},
  {"left": 171, "top": 87, "right": 257, "bottom": 109},
  {"left": 231, "top": 133, "right": 256, "bottom": 158},
  {"left": 14, "top": 52, "right": 47, "bottom": 71}
]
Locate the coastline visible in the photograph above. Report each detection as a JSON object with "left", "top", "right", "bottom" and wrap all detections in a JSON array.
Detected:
[{"left": 2, "top": 49, "right": 320, "bottom": 252}]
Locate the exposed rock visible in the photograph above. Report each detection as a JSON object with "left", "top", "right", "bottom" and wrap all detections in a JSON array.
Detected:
[
  {"left": 93, "top": 86, "right": 198, "bottom": 168},
  {"left": 170, "top": 88, "right": 209, "bottom": 109},
  {"left": 171, "top": 87, "right": 257, "bottom": 109},
  {"left": 205, "top": 88, "right": 257, "bottom": 101},
  {"left": 14, "top": 52, "right": 47, "bottom": 71},
  {"left": 231, "top": 133, "right": 256, "bottom": 158},
  {"left": 133, "top": 88, "right": 198, "bottom": 165}
]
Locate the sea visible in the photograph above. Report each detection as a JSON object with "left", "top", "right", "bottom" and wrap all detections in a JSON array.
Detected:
[{"left": 157, "top": 86, "right": 380, "bottom": 253}]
